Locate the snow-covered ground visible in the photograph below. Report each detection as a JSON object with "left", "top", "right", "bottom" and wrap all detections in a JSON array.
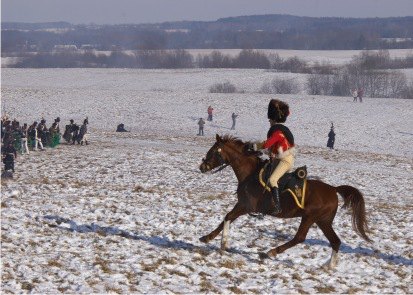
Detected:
[{"left": 1, "top": 68, "right": 412, "bottom": 293}]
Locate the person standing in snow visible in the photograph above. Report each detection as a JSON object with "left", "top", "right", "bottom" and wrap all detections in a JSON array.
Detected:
[
  {"left": 29, "top": 121, "right": 44, "bottom": 151},
  {"left": 20, "top": 123, "right": 30, "bottom": 154},
  {"left": 197, "top": 118, "right": 205, "bottom": 136},
  {"left": 230, "top": 112, "right": 238, "bottom": 130},
  {"left": 2, "top": 140, "right": 17, "bottom": 172},
  {"left": 207, "top": 106, "right": 214, "bottom": 121},
  {"left": 357, "top": 88, "right": 364, "bottom": 103},
  {"left": 352, "top": 88, "right": 358, "bottom": 102},
  {"left": 327, "top": 123, "right": 336, "bottom": 149},
  {"left": 78, "top": 118, "right": 88, "bottom": 145}
]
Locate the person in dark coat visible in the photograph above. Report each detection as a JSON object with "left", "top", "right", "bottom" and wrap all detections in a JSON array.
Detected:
[
  {"left": 69, "top": 119, "right": 80, "bottom": 144},
  {"left": 230, "top": 112, "right": 238, "bottom": 130},
  {"left": 2, "top": 141, "right": 17, "bottom": 172},
  {"left": 327, "top": 123, "right": 336, "bottom": 149},
  {"left": 78, "top": 118, "right": 88, "bottom": 145},
  {"left": 116, "top": 123, "right": 129, "bottom": 132},
  {"left": 197, "top": 118, "right": 205, "bottom": 136}
]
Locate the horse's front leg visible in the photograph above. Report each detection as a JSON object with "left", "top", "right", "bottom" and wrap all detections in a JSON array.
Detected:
[{"left": 199, "top": 202, "right": 246, "bottom": 250}]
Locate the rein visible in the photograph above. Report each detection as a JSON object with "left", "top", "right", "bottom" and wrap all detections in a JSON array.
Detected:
[{"left": 212, "top": 163, "right": 229, "bottom": 173}]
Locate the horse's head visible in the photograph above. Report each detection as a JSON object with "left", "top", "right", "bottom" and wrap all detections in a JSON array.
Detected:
[
  {"left": 200, "top": 134, "right": 260, "bottom": 174},
  {"left": 199, "top": 134, "right": 231, "bottom": 173}
]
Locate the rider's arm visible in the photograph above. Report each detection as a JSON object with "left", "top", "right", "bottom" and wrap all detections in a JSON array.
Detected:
[{"left": 263, "top": 130, "right": 284, "bottom": 150}]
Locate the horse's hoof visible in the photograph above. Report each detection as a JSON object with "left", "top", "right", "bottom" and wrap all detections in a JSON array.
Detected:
[
  {"left": 199, "top": 236, "right": 209, "bottom": 243},
  {"left": 258, "top": 252, "right": 270, "bottom": 260}
]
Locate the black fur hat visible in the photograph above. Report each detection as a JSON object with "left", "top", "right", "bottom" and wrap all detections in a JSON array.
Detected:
[{"left": 267, "top": 99, "right": 290, "bottom": 123}]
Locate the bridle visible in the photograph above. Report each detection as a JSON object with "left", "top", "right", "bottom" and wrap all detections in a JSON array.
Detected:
[{"left": 202, "top": 144, "right": 229, "bottom": 173}]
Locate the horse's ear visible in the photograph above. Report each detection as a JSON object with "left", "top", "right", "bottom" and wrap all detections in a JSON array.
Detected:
[{"left": 216, "top": 134, "right": 221, "bottom": 142}]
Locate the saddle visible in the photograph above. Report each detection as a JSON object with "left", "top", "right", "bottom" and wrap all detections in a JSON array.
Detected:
[{"left": 259, "top": 161, "right": 308, "bottom": 209}]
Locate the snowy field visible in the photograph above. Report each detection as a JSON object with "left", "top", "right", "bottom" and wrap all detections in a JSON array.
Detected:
[{"left": 1, "top": 68, "right": 413, "bottom": 293}]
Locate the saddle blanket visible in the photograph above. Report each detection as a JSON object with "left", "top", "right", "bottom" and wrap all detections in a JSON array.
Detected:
[{"left": 259, "top": 163, "right": 307, "bottom": 209}]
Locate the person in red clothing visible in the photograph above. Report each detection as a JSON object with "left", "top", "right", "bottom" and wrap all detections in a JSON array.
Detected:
[
  {"left": 258, "top": 99, "right": 295, "bottom": 214},
  {"left": 207, "top": 106, "right": 214, "bottom": 121}
]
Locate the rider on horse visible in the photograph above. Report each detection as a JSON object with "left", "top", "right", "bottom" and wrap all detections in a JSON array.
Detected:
[{"left": 257, "top": 99, "right": 295, "bottom": 214}]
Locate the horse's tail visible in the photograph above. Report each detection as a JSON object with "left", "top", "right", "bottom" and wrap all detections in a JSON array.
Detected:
[{"left": 336, "top": 185, "right": 371, "bottom": 242}]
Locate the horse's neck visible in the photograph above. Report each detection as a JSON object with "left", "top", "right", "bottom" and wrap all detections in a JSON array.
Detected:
[{"left": 226, "top": 147, "right": 259, "bottom": 182}]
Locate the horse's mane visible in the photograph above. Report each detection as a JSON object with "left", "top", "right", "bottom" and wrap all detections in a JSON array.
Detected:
[{"left": 221, "top": 135, "right": 264, "bottom": 160}]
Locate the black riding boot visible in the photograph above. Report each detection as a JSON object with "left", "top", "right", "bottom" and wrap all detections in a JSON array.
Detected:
[{"left": 271, "top": 187, "right": 282, "bottom": 214}]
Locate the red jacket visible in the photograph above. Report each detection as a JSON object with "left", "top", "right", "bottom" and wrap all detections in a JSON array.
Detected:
[{"left": 263, "top": 129, "right": 294, "bottom": 158}]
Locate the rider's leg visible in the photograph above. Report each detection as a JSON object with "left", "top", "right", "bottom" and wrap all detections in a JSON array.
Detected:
[{"left": 268, "top": 154, "right": 294, "bottom": 214}]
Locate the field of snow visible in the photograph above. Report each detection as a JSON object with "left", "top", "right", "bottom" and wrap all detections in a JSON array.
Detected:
[{"left": 1, "top": 68, "right": 412, "bottom": 293}]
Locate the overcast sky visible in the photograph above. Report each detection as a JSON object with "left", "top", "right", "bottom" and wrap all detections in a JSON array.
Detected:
[{"left": 2, "top": 0, "right": 413, "bottom": 24}]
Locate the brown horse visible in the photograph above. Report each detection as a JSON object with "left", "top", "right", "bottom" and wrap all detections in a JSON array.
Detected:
[{"left": 199, "top": 134, "right": 371, "bottom": 269}]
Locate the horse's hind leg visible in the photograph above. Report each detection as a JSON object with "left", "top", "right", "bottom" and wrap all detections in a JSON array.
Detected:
[
  {"left": 199, "top": 202, "right": 246, "bottom": 250},
  {"left": 261, "top": 216, "right": 314, "bottom": 259},
  {"left": 317, "top": 220, "right": 341, "bottom": 269}
]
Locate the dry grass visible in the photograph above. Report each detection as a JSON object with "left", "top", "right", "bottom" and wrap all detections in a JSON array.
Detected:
[
  {"left": 93, "top": 257, "right": 112, "bottom": 274},
  {"left": 133, "top": 185, "right": 158, "bottom": 194},
  {"left": 57, "top": 286, "right": 69, "bottom": 293},
  {"left": 141, "top": 259, "right": 163, "bottom": 272},
  {"left": 314, "top": 285, "right": 336, "bottom": 293},
  {"left": 47, "top": 259, "right": 62, "bottom": 268},
  {"left": 199, "top": 277, "right": 218, "bottom": 293},
  {"left": 228, "top": 285, "right": 243, "bottom": 294},
  {"left": 169, "top": 269, "right": 188, "bottom": 277},
  {"left": 21, "top": 281, "right": 34, "bottom": 292},
  {"left": 219, "top": 259, "right": 245, "bottom": 269},
  {"left": 346, "top": 287, "right": 363, "bottom": 294}
]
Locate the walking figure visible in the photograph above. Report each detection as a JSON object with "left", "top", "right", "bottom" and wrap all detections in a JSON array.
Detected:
[
  {"left": 207, "top": 106, "right": 214, "bottom": 121},
  {"left": 78, "top": 118, "right": 89, "bottom": 145},
  {"left": 352, "top": 88, "right": 358, "bottom": 102},
  {"left": 2, "top": 141, "right": 17, "bottom": 172},
  {"left": 357, "top": 88, "right": 364, "bottom": 103},
  {"left": 29, "top": 121, "right": 44, "bottom": 151},
  {"left": 327, "top": 123, "right": 336, "bottom": 149},
  {"left": 197, "top": 118, "right": 205, "bottom": 136},
  {"left": 230, "top": 112, "right": 238, "bottom": 130},
  {"left": 21, "top": 123, "right": 30, "bottom": 154}
]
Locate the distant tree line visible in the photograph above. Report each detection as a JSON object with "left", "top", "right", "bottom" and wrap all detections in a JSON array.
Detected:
[{"left": 2, "top": 15, "right": 413, "bottom": 52}]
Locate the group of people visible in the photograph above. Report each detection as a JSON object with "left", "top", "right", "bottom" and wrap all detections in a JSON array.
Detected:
[
  {"left": 1, "top": 115, "right": 89, "bottom": 174},
  {"left": 62, "top": 118, "right": 89, "bottom": 146},
  {"left": 352, "top": 88, "right": 364, "bottom": 102},
  {"left": 197, "top": 106, "right": 239, "bottom": 136}
]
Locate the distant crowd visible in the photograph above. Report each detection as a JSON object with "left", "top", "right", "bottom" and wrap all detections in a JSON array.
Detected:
[
  {"left": 1, "top": 115, "right": 89, "bottom": 174},
  {"left": 197, "top": 106, "right": 239, "bottom": 136}
]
